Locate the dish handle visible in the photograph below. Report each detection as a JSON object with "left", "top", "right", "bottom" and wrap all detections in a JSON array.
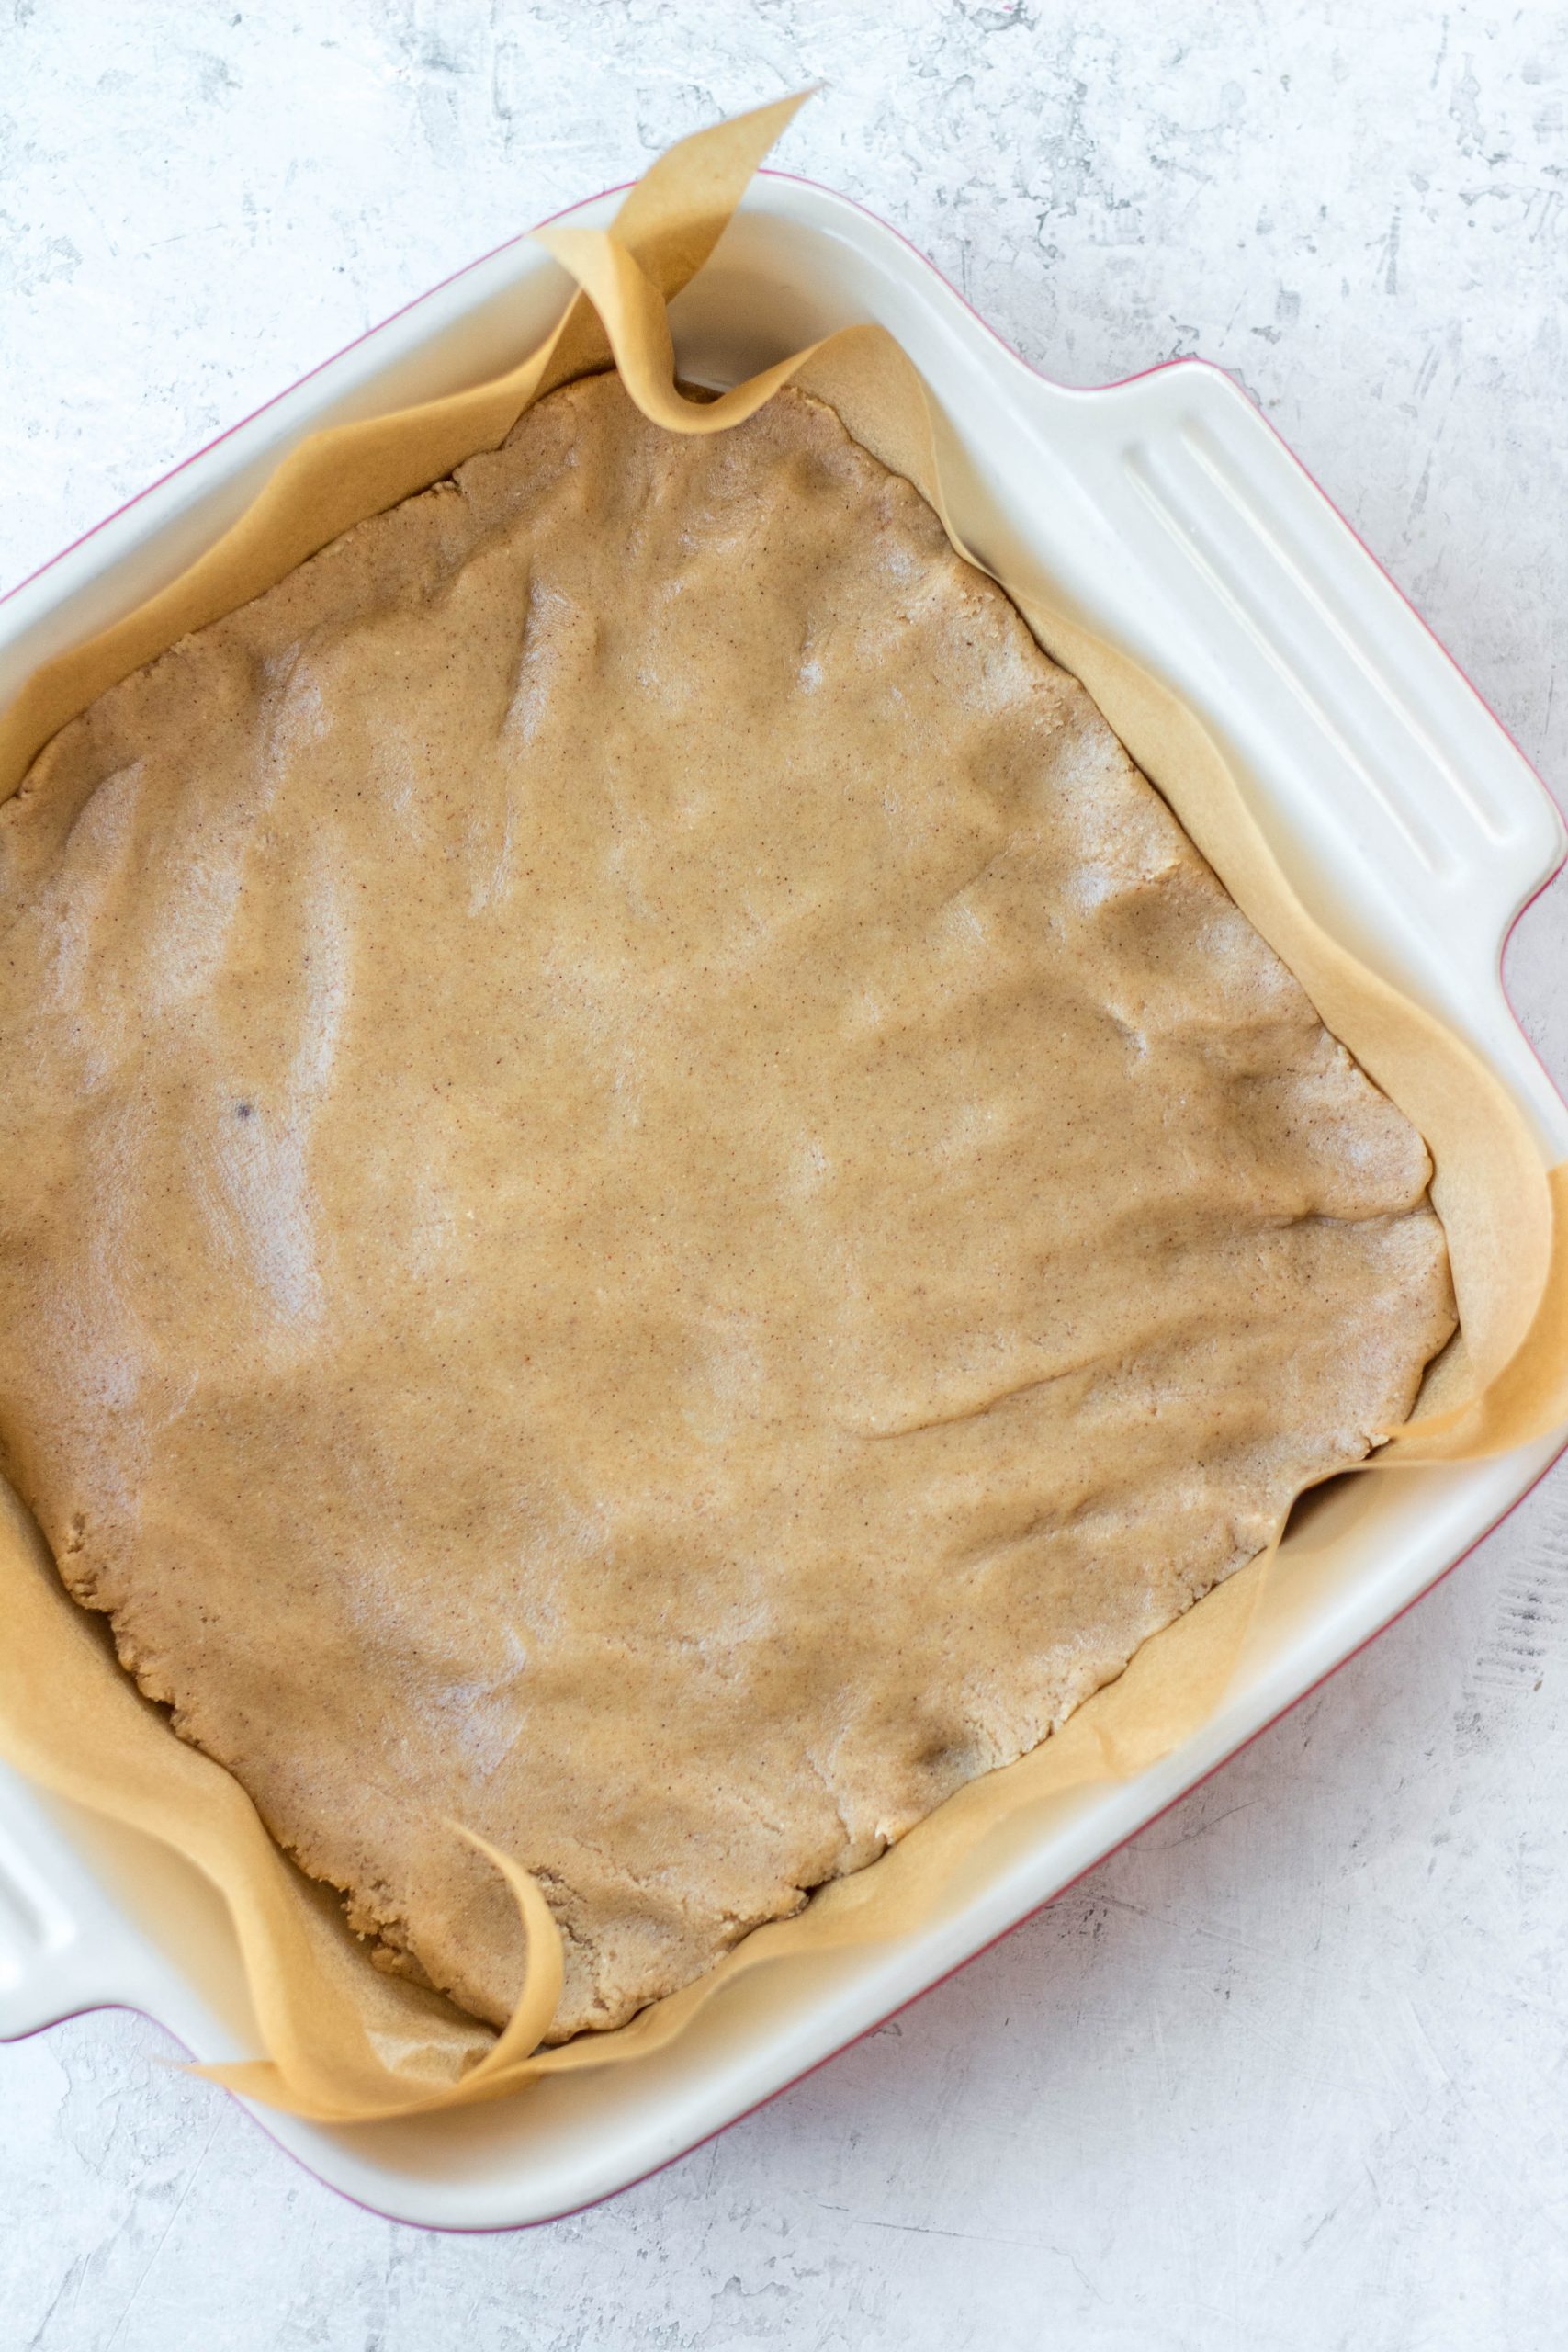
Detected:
[{"left": 0, "top": 1810, "right": 110, "bottom": 2041}]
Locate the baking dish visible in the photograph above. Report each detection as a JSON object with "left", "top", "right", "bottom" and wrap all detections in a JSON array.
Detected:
[{"left": 1, "top": 168, "right": 1564, "bottom": 2230}]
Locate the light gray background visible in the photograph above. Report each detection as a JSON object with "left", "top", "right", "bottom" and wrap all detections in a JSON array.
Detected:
[{"left": 3, "top": 4, "right": 1565, "bottom": 2346}]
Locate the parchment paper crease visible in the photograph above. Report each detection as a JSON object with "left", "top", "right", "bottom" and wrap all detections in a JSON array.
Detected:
[{"left": 1, "top": 95, "right": 1563, "bottom": 2124}]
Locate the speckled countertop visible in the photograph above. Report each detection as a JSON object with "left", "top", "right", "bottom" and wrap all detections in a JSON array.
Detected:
[{"left": 3, "top": 5, "right": 1566, "bottom": 2346}]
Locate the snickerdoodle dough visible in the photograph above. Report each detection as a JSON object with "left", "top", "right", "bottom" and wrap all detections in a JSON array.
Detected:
[{"left": 0, "top": 374, "right": 1455, "bottom": 2037}]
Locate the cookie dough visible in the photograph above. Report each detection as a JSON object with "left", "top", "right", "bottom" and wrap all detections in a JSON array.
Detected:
[{"left": 0, "top": 374, "right": 1455, "bottom": 2035}]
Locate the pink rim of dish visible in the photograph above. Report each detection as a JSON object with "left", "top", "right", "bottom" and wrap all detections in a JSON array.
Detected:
[{"left": 5, "top": 166, "right": 1566, "bottom": 2233}]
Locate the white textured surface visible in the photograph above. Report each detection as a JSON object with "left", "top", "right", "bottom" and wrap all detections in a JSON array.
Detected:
[{"left": 3, "top": 3, "right": 1566, "bottom": 2344}]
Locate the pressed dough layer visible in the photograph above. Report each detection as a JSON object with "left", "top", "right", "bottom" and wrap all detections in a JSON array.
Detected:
[{"left": 0, "top": 375, "right": 1454, "bottom": 2037}]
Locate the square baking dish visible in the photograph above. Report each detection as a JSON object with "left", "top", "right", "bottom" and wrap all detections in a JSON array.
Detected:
[{"left": 1, "top": 171, "right": 1564, "bottom": 2230}]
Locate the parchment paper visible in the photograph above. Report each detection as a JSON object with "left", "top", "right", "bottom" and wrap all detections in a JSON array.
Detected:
[{"left": 1, "top": 95, "right": 1562, "bottom": 2125}]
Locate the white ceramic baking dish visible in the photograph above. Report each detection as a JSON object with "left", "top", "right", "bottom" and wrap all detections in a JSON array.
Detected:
[{"left": 1, "top": 171, "right": 1564, "bottom": 2232}]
